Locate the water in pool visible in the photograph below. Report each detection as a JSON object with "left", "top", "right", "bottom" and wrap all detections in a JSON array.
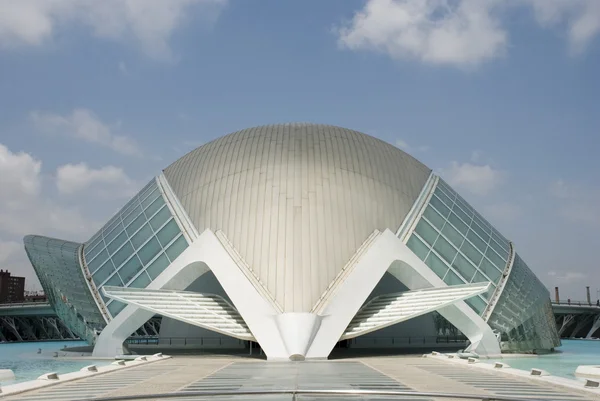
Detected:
[
  {"left": 487, "top": 339, "right": 600, "bottom": 379},
  {"left": 0, "top": 340, "right": 108, "bottom": 384}
]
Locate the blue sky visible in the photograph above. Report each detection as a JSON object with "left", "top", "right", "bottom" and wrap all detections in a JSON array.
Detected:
[{"left": 0, "top": 0, "right": 598, "bottom": 300}]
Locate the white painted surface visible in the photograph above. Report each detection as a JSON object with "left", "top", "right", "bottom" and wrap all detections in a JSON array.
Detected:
[
  {"left": 275, "top": 313, "right": 322, "bottom": 359},
  {"left": 0, "top": 369, "right": 15, "bottom": 381},
  {"left": 306, "top": 229, "right": 500, "bottom": 358},
  {"left": 163, "top": 124, "right": 431, "bottom": 312},
  {"left": 94, "top": 229, "right": 288, "bottom": 359},
  {"left": 0, "top": 355, "right": 169, "bottom": 397},
  {"left": 102, "top": 287, "right": 254, "bottom": 340},
  {"left": 342, "top": 283, "right": 490, "bottom": 339}
]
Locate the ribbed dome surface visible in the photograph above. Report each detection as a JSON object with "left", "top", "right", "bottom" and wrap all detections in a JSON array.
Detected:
[{"left": 163, "top": 123, "right": 431, "bottom": 312}]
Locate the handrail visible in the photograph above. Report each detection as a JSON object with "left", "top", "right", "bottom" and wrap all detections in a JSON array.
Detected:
[
  {"left": 71, "top": 388, "right": 552, "bottom": 401},
  {"left": 124, "top": 335, "right": 468, "bottom": 346},
  {"left": 552, "top": 301, "right": 600, "bottom": 307}
]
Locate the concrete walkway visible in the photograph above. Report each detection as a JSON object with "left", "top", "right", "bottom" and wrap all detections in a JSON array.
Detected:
[{"left": 3, "top": 355, "right": 598, "bottom": 401}]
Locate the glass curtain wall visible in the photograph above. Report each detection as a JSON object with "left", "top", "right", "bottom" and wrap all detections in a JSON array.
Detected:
[
  {"left": 23, "top": 236, "right": 106, "bottom": 343},
  {"left": 487, "top": 254, "right": 560, "bottom": 352},
  {"left": 404, "top": 178, "right": 511, "bottom": 315},
  {"left": 83, "top": 179, "right": 189, "bottom": 318}
]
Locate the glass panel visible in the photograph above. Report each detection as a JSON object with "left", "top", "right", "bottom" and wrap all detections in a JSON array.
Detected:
[
  {"left": 104, "top": 272, "right": 123, "bottom": 287},
  {"left": 452, "top": 253, "right": 477, "bottom": 282},
  {"left": 130, "top": 272, "right": 151, "bottom": 289},
  {"left": 144, "top": 196, "right": 165, "bottom": 218},
  {"left": 454, "top": 196, "right": 472, "bottom": 217},
  {"left": 407, "top": 234, "right": 430, "bottom": 261},
  {"left": 122, "top": 205, "right": 142, "bottom": 226},
  {"left": 118, "top": 255, "right": 143, "bottom": 284},
  {"left": 149, "top": 207, "right": 170, "bottom": 231},
  {"left": 156, "top": 219, "right": 181, "bottom": 247},
  {"left": 166, "top": 235, "right": 188, "bottom": 262},
  {"left": 423, "top": 205, "right": 445, "bottom": 230},
  {"left": 131, "top": 224, "right": 153, "bottom": 250},
  {"left": 104, "top": 221, "right": 123, "bottom": 244},
  {"left": 120, "top": 198, "right": 140, "bottom": 220},
  {"left": 434, "top": 187, "right": 454, "bottom": 208},
  {"left": 460, "top": 239, "right": 483, "bottom": 266},
  {"left": 108, "top": 301, "right": 126, "bottom": 317},
  {"left": 452, "top": 203, "right": 471, "bottom": 226},
  {"left": 489, "top": 236, "right": 509, "bottom": 259},
  {"left": 472, "top": 270, "right": 491, "bottom": 284},
  {"left": 146, "top": 253, "right": 170, "bottom": 280},
  {"left": 441, "top": 222, "right": 463, "bottom": 248},
  {"left": 425, "top": 252, "right": 448, "bottom": 279},
  {"left": 84, "top": 240, "right": 104, "bottom": 261},
  {"left": 415, "top": 219, "right": 438, "bottom": 246},
  {"left": 486, "top": 246, "right": 506, "bottom": 270},
  {"left": 141, "top": 188, "right": 160, "bottom": 208},
  {"left": 433, "top": 235, "right": 457, "bottom": 263},
  {"left": 107, "top": 231, "right": 127, "bottom": 255},
  {"left": 466, "top": 230, "right": 487, "bottom": 251},
  {"left": 112, "top": 242, "right": 133, "bottom": 268},
  {"left": 479, "top": 257, "right": 502, "bottom": 283},
  {"left": 138, "top": 237, "right": 161, "bottom": 265},
  {"left": 466, "top": 296, "right": 487, "bottom": 315},
  {"left": 87, "top": 248, "right": 109, "bottom": 273},
  {"left": 444, "top": 269, "right": 464, "bottom": 286},
  {"left": 473, "top": 213, "right": 491, "bottom": 231},
  {"left": 491, "top": 230, "right": 509, "bottom": 250},
  {"left": 104, "top": 216, "right": 121, "bottom": 236},
  {"left": 92, "top": 260, "right": 114, "bottom": 285},
  {"left": 435, "top": 182, "right": 455, "bottom": 201},
  {"left": 470, "top": 221, "right": 490, "bottom": 244},
  {"left": 125, "top": 213, "right": 146, "bottom": 237},
  {"left": 448, "top": 212, "right": 468, "bottom": 235},
  {"left": 429, "top": 195, "right": 450, "bottom": 217}
]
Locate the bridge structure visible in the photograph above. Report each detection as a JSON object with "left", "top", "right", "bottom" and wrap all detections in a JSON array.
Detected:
[
  {"left": 2, "top": 300, "right": 599, "bottom": 343},
  {"left": 552, "top": 301, "right": 600, "bottom": 339},
  {"left": 0, "top": 302, "right": 161, "bottom": 342}
]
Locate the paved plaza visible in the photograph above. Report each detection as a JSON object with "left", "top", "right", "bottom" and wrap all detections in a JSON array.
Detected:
[{"left": 3, "top": 355, "right": 597, "bottom": 401}]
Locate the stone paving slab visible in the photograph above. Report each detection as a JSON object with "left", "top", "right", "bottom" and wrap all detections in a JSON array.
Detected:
[{"left": 4, "top": 355, "right": 599, "bottom": 401}]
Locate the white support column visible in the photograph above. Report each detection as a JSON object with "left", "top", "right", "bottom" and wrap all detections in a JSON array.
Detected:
[
  {"left": 305, "top": 229, "right": 501, "bottom": 359},
  {"left": 558, "top": 314, "right": 576, "bottom": 337},
  {"left": 586, "top": 314, "right": 600, "bottom": 339},
  {"left": 93, "top": 229, "right": 288, "bottom": 358}
]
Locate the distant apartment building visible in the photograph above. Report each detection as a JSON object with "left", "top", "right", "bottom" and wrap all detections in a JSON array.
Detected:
[{"left": 0, "top": 270, "right": 26, "bottom": 303}]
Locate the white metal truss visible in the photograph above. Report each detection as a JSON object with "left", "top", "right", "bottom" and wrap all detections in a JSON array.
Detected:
[
  {"left": 102, "top": 286, "right": 254, "bottom": 341},
  {"left": 341, "top": 282, "right": 490, "bottom": 340}
]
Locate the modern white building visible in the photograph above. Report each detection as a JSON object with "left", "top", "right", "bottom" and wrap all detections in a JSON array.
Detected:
[{"left": 24, "top": 124, "right": 559, "bottom": 360}]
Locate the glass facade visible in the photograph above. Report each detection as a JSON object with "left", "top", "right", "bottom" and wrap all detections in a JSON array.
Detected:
[
  {"left": 403, "top": 176, "right": 559, "bottom": 352},
  {"left": 488, "top": 254, "right": 560, "bottom": 352},
  {"left": 83, "top": 178, "right": 189, "bottom": 318},
  {"left": 405, "top": 178, "right": 511, "bottom": 315},
  {"left": 23, "top": 236, "right": 106, "bottom": 343}
]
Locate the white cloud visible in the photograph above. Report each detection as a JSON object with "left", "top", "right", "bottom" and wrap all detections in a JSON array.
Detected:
[
  {"left": 0, "top": 0, "right": 226, "bottom": 60},
  {"left": 395, "top": 138, "right": 429, "bottom": 152},
  {"left": 0, "top": 143, "right": 41, "bottom": 205},
  {"left": 482, "top": 202, "right": 522, "bottom": 223},
  {"left": 528, "top": 0, "right": 600, "bottom": 54},
  {"left": 550, "top": 179, "right": 600, "bottom": 226},
  {"left": 440, "top": 161, "right": 505, "bottom": 196},
  {"left": 31, "top": 108, "right": 142, "bottom": 157},
  {"left": 56, "top": 163, "right": 137, "bottom": 198},
  {"left": 0, "top": 143, "right": 108, "bottom": 289},
  {"left": 547, "top": 271, "right": 586, "bottom": 283},
  {"left": 336, "top": 0, "right": 600, "bottom": 67},
  {"left": 336, "top": 0, "right": 508, "bottom": 67}
]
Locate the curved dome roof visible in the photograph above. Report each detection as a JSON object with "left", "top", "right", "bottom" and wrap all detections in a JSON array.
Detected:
[{"left": 163, "top": 123, "right": 431, "bottom": 312}]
